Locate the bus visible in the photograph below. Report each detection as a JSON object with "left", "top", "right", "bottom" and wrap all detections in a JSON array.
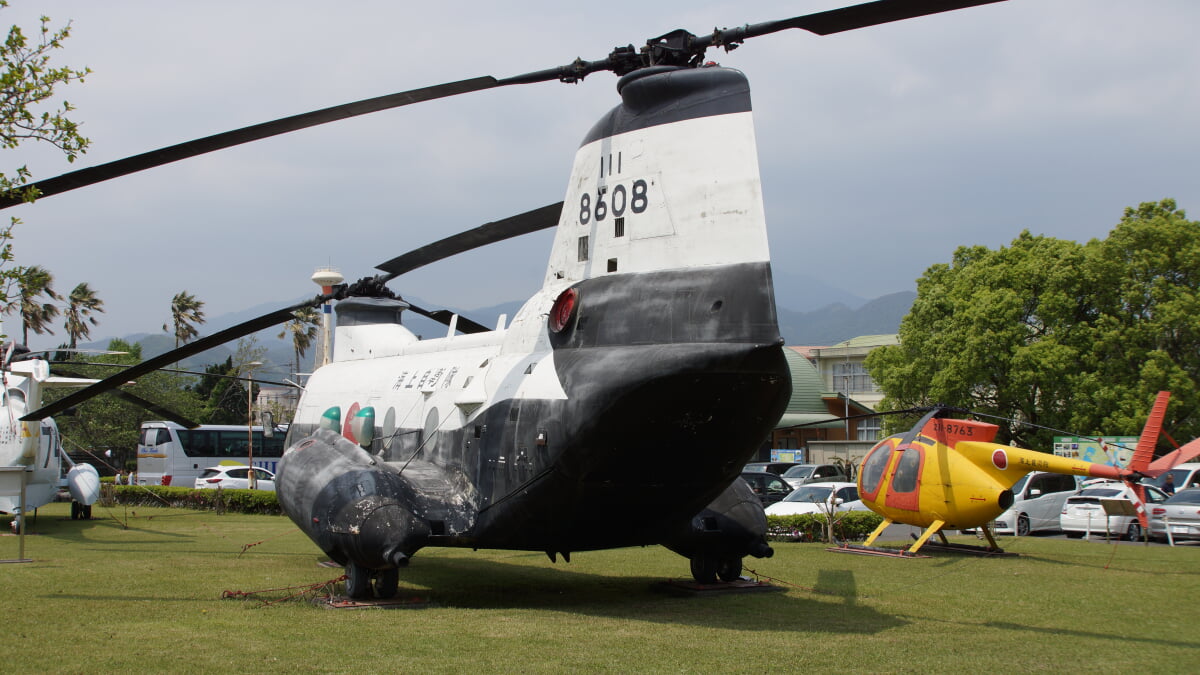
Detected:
[{"left": 136, "top": 421, "right": 287, "bottom": 487}]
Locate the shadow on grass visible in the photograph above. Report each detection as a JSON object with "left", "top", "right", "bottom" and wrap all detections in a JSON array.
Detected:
[
  {"left": 897, "top": 613, "right": 1200, "bottom": 651},
  {"left": 358, "top": 553, "right": 908, "bottom": 634}
]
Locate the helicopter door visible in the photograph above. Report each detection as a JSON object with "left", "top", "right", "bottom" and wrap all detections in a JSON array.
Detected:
[{"left": 884, "top": 444, "right": 924, "bottom": 512}]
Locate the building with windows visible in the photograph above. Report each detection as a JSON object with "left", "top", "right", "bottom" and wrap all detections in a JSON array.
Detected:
[
  {"left": 806, "top": 334, "right": 898, "bottom": 411},
  {"left": 755, "top": 335, "right": 898, "bottom": 463}
]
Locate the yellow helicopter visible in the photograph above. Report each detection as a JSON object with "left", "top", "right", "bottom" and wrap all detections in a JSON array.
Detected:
[{"left": 847, "top": 391, "right": 1199, "bottom": 555}]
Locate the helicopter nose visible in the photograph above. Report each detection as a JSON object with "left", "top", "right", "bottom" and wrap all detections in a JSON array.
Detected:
[
  {"left": 337, "top": 500, "right": 423, "bottom": 569},
  {"left": 277, "top": 428, "right": 431, "bottom": 568}
]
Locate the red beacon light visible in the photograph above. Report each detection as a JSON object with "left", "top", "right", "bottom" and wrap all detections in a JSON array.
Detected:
[{"left": 549, "top": 288, "right": 578, "bottom": 333}]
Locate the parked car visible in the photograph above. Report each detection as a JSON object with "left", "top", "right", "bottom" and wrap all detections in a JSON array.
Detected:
[
  {"left": 993, "top": 471, "right": 1083, "bottom": 536},
  {"left": 743, "top": 462, "right": 801, "bottom": 476},
  {"left": 194, "top": 465, "right": 276, "bottom": 491},
  {"left": 779, "top": 463, "right": 849, "bottom": 490},
  {"left": 764, "top": 482, "right": 868, "bottom": 516},
  {"left": 1145, "top": 462, "right": 1200, "bottom": 494},
  {"left": 740, "top": 471, "right": 794, "bottom": 507},
  {"left": 1150, "top": 488, "right": 1200, "bottom": 542},
  {"left": 1060, "top": 482, "right": 1168, "bottom": 540}
]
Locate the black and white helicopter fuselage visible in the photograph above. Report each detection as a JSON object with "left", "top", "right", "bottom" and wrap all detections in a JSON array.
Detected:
[{"left": 276, "top": 66, "right": 791, "bottom": 593}]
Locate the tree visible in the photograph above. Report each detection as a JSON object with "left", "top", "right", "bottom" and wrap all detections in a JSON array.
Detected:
[
  {"left": 14, "top": 264, "right": 60, "bottom": 344},
  {"left": 47, "top": 339, "right": 204, "bottom": 469},
  {"left": 164, "top": 291, "right": 205, "bottom": 348},
  {"left": 0, "top": 4, "right": 89, "bottom": 309},
  {"left": 278, "top": 306, "right": 319, "bottom": 377},
  {"left": 1070, "top": 199, "right": 1200, "bottom": 435},
  {"left": 63, "top": 281, "right": 103, "bottom": 348},
  {"left": 192, "top": 356, "right": 248, "bottom": 425},
  {"left": 865, "top": 200, "right": 1200, "bottom": 448}
]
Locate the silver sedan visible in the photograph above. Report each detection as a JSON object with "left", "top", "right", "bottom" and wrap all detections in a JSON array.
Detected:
[{"left": 1149, "top": 488, "right": 1200, "bottom": 542}]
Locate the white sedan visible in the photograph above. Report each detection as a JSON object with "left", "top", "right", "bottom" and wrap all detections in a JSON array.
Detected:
[
  {"left": 765, "top": 482, "right": 867, "bottom": 516},
  {"left": 1060, "top": 482, "right": 1168, "bottom": 540},
  {"left": 193, "top": 465, "right": 276, "bottom": 491}
]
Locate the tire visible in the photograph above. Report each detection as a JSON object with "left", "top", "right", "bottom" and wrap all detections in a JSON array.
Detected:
[
  {"left": 1126, "top": 522, "right": 1143, "bottom": 542},
  {"left": 345, "top": 563, "right": 373, "bottom": 600},
  {"left": 1065, "top": 531, "right": 1083, "bottom": 539},
  {"left": 1016, "top": 514, "right": 1031, "bottom": 537},
  {"left": 374, "top": 568, "right": 400, "bottom": 599},
  {"left": 82, "top": 504, "right": 92, "bottom": 520},
  {"left": 70, "top": 501, "right": 80, "bottom": 520},
  {"left": 717, "top": 558, "right": 743, "bottom": 582},
  {"left": 690, "top": 557, "right": 718, "bottom": 585}
]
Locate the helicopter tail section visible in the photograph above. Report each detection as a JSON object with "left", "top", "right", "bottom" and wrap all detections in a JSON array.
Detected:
[{"left": 1129, "top": 391, "right": 1170, "bottom": 475}]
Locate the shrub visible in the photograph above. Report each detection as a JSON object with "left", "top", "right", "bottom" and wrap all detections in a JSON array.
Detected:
[
  {"left": 766, "top": 511, "right": 883, "bottom": 543},
  {"left": 112, "top": 485, "right": 282, "bottom": 515}
]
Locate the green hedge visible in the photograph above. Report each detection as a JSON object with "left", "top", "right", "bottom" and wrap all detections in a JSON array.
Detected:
[
  {"left": 109, "top": 485, "right": 282, "bottom": 515},
  {"left": 766, "top": 511, "right": 884, "bottom": 543}
]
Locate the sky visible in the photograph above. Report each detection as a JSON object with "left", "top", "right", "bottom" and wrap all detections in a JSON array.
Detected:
[{"left": 4, "top": 0, "right": 1199, "bottom": 350}]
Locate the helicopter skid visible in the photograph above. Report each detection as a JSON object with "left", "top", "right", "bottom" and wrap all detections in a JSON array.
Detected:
[
  {"left": 908, "top": 536, "right": 1018, "bottom": 557},
  {"left": 825, "top": 543, "right": 930, "bottom": 558}
]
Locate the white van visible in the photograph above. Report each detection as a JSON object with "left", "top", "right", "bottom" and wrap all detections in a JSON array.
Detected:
[
  {"left": 1147, "top": 462, "right": 1200, "bottom": 494},
  {"left": 993, "top": 471, "right": 1084, "bottom": 536}
]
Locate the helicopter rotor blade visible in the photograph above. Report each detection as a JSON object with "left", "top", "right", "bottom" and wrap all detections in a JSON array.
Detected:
[
  {"left": 20, "top": 296, "right": 331, "bottom": 421},
  {"left": 0, "top": 1, "right": 1006, "bottom": 208},
  {"left": 19, "top": 197, "right": 560, "bottom": 420},
  {"left": 53, "top": 367, "right": 201, "bottom": 429},
  {"left": 0, "top": 77, "right": 500, "bottom": 209},
  {"left": 405, "top": 303, "right": 491, "bottom": 335},
  {"left": 710, "top": 0, "right": 1007, "bottom": 45},
  {"left": 376, "top": 202, "right": 562, "bottom": 277}
]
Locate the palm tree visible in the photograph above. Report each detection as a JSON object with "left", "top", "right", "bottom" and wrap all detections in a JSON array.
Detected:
[
  {"left": 15, "top": 265, "right": 61, "bottom": 345},
  {"left": 63, "top": 282, "right": 105, "bottom": 348},
  {"left": 163, "top": 291, "right": 205, "bottom": 348},
  {"left": 279, "top": 306, "right": 320, "bottom": 377}
]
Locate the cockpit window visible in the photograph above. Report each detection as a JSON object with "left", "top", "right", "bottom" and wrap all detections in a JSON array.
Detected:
[
  {"left": 890, "top": 446, "right": 921, "bottom": 493},
  {"left": 860, "top": 440, "right": 894, "bottom": 494}
]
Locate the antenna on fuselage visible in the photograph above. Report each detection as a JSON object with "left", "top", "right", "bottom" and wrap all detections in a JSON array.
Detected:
[{"left": 311, "top": 267, "right": 344, "bottom": 368}]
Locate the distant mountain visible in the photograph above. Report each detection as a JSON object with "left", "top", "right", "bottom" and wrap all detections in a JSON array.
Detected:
[
  {"left": 772, "top": 270, "right": 869, "bottom": 312},
  {"left": 79, "top": 287, "right": 914, "bottom": 376},
  {"left": 777, "top": 291, "right": 916, "bottom": 345}
]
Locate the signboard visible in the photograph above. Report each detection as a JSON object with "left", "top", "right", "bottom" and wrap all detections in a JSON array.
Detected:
[
  {"left": 770, "top": 449, "right": 805, "bottom": 464},
  {"left": 1052, "top": 436, "right": 1138, "bottom": 468}
]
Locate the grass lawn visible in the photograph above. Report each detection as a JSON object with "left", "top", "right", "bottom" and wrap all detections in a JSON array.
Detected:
[{"left": 3, "top": 502, "right": 1197, "bottom": 673}]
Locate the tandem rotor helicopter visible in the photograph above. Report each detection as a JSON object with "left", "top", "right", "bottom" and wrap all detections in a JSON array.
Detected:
[{"left": 5, "top": 0, "right": 1019, "bottom": 597}]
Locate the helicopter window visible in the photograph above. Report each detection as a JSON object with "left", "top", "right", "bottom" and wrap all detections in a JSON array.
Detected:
[
  {"left": 860, "top": 441, "right": 893, "bottom": 494},
  {"left": 891, "top": 447, "right": 921, "bottom": 493},
  {"left": 614, "top": 217, "right": 625, "bottom": 238},
  {"left": 577, "top": 236, "right": 589, "bottom": 262},
  {"left": 607, "top": 258, "right": 618, "bottom": 273}
]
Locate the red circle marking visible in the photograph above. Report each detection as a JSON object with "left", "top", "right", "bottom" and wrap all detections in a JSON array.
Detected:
[
  {"left": 992, "top": 449, "right": 1008, "bottom": 470},
  {"left": 342, "top": 402, "right": 361, "bottom": 444}
]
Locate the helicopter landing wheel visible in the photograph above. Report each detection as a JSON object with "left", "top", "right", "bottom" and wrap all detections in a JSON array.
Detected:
[
  {"left": 1016, "top": 514, "right": 1030, "bottom": 537},
  {"left": 82, "top": 504, "right": 92, "bottom": 520},
  {"left": 70, "top": 501, "right": 80, "bottom": 520},
  {"left": 689, "top": 557, "right": 719, "bottom": 585},
  {"left": 374, "top": 567, "right": 400, "bottom": 599},
  {"left": 345, "top": 562, "right": 373, "bottom": 600},
  {"left": 717, "top": 558, "right": 743, "bottom": 582}
]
